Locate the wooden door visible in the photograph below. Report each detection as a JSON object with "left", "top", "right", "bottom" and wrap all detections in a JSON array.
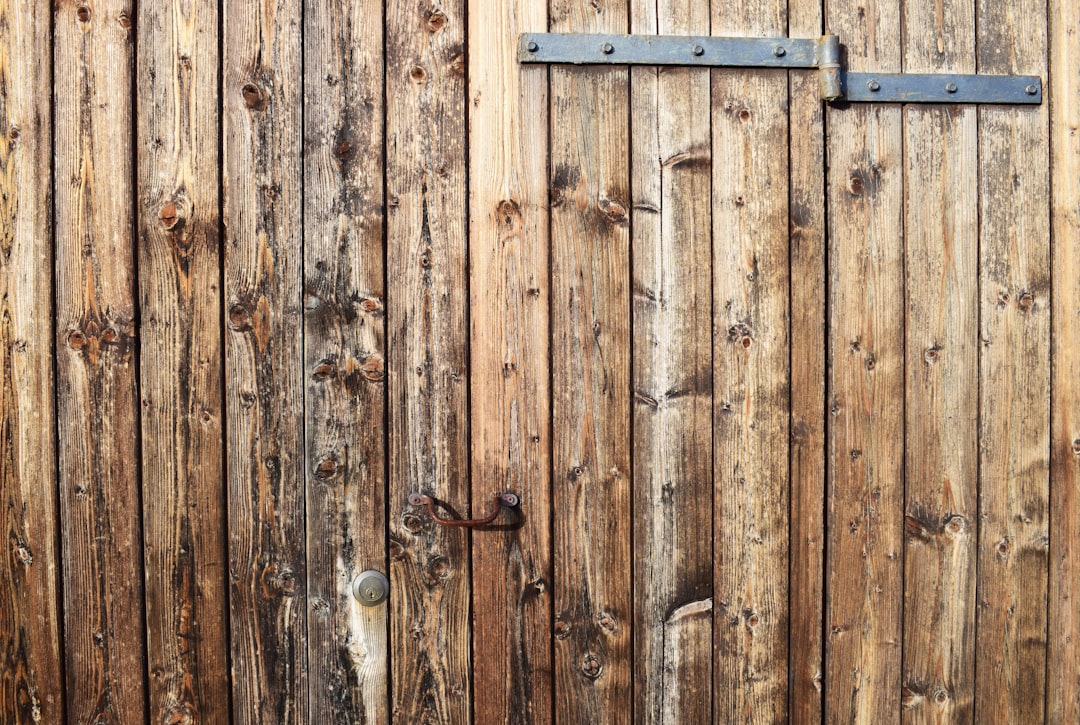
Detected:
[{"left": 2, "top": 0, "right": 1078, "bottom": 723}]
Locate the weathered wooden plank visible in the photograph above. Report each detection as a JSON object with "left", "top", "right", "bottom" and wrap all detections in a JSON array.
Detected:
[
  {"left": 823, "top": 0, "right": 905, "bottom": 720},
  {"left": 53, "top": 1, "right": 148, "bottom": 722},
  {"left": 549, "top": 0, "right": 631, "bottom": 721},
  {"left": 787, "top": 0, "right": 826, "bottom": 720},
  {"left": 136, "top": 2, "right": 229, "bottom": 722},
  {"left": 222, "top": 0, "right": 306, "bottom": 720},
  {"left": 0, "top": 1, "right": 64, "bottom": 720},
  {"left": 973, "top": 0, "right": 1051, "bottom": 720},
  {"left": 303, "top": 0, "right": 389, "bottom": 721},
  {"left": 899, "top": 0, "right": 978, "bottom": 721},
  {"left": 1047, "top": 0, "right": 1080, "bottom": 717},
  {"left": 386, "top": 0, "right": 471, "bottom": 722},
  {"left": 629, "top": 0, "right": 712, "bottom": 721},
  {"left": 711, "top": 0, "right": 789, "bottom": 720},
  {"left": 467, "top": 0, "right": 553, "bottom": 719}
]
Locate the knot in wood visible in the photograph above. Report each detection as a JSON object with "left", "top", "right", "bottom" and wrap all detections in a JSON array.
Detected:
[
  {"left": 67, "top": 330, "right": 87, "bottom": 351},
  {"left": 76, "top": 5, "right": 91, "bottom": 22},
  {"left": 553, "top": 618, "right": 571, "bottom": 639},
  {"left": 314, "top": 457, "right": 338, "bottom": 479},
  {"left": 426, "top": 9, "right": 447, "bottom": 31},
  {"left": 360, "top": 356, "right": 385, "bottom": 382},
  {"left": 409, "top": 65, "right": 427, "bottom": 82},
  {"left": 595, "top": 612, "right": 617, "bottom": 633},
  {"left": 1017, "top": 291, "right": 1034, "bottom": 311},
  {"left": 312, "top": 360, "right": 336, "bottom": 381},
  {"left": 241, "top": 83, "right": 267, "bottom": 111},
  {"left": 599, "top": 198, "right": 627, "bottom": 224},
  {"left": 580, "top": 654, "right": 603, "bottom": 680}
]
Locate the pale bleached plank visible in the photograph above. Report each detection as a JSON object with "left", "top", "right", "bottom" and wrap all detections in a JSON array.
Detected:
[
  {"left": 974, "top": 0, "right": 1051, "bottom": 719},
  {"left": 467, "top": 0, "right": 553, "bottom": 719},
  {"left": 303, "top": 0, "right": 388, "bottom": 721},
  {"left": 222, "top": 0, "right": 306, "bottom": 720},
  {"left": 0, "top": 0, "right": 64, "bottom": 720}
]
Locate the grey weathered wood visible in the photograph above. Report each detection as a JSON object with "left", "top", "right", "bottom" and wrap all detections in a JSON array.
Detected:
[
  {"left": 974, "top": 0, "right": 1051, "bottom": 719},
  {"left": 468, "top": 0, "right": 554, "bottom": 720},
  {"left": 53, "top": 1, "right": 148, "bottom": 722},
  {"left": 629, "top": 0, "right": 713, "bottom": 721},
  {"left": 222, "top": 0, "right": 306, "bottom": 721},
  {"left": 386, "top": 0, "right": 472, "bottom": 721},
  {"left": 0, "top": 0, "right": 64, "bottom": 720},
  {"left": 549, "top": 0, "right": 632, "bottom": 721},
  {"left": 900, "top": 0, "right": 978, "bottom": 719},
  {"left": 137, "top": 2, "right": 230, "bottom": 722},
  {"left": 1048, "top": 0, "right": 1080, "bottom": 717},
  {"left": 823, "top": 0, "right": 905, "bottom": 719},
  {"left": 303, "top": 0, "right": 389, "bottom": 721}
]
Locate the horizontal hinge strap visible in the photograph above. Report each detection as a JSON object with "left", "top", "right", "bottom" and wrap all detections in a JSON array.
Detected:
[{"left": 844, "top": 72, "right": 1041, "bottom": 103}]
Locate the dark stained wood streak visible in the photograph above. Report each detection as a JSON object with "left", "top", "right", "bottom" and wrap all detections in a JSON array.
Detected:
[
  {"left": 223, "top": 0, "right": 306, "bottom": 721},
  {"left": 0, "top": 0, "right": 65, "bottom": 721},
  {"left": 386, "top": 0, "right": 472, "bottom": 721},
  {"left": 303, "top": 0, "right": 389, "bottom": 721},
  {"left": 53, "top": 1, "right": 148, "bottom": 722},
  {"left": 137, "top": 1, "right": 230, "bottom": 722}
]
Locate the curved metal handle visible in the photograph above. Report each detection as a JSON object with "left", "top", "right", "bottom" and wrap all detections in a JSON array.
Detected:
[{"left": 408, "top": 492, "right": 519, "bottom": 528}]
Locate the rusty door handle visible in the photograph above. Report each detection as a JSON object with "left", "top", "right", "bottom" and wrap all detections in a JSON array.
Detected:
[{"left": 408, "top": 492, "right": 519, "bottom": 527}]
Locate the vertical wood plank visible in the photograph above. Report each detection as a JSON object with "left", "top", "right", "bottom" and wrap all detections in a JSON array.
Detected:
[
  {"left": 223, "top": 0, "right": 306, "bottom": 720},
  {"left": 53, "top": 1, "right": 148, "bottom": 723},
  {"left": 973, "top": 0, "right": 1051, "bottom": 720},
  {"left": 900, "top": 0, "right": 978, "bottom": 719},
  {"left": 628, "top": 0, "right": 713, "bottom": 722},
  {"left": 303, "top": 0, "right": 389, "bottom": 721},
  {"left": 711, "top": 1, "right": 790, "bottom": 721},
  {"left": 787, "top": 0, "right": 827, "bottom": 719},
  {"left": 468, "top": 0, "right": 553, "bottom": 719},
  {"left": 549, "top": 0, "right": 631, "bottom": 721},
  {"left": 137, "top": 2, "right": 230, "bottom": 721},
  {"left": 823, "top": 0, "right": 905, "bottom": 720},
  {"left": 1047, "top": 0, "right": 1080, "bottom": 716},
  {"left": 385, "top": 0, "right": 471, "bottom": 721},
  {"left": 0, "top": 0, "right": 65, "bottom": 720}
]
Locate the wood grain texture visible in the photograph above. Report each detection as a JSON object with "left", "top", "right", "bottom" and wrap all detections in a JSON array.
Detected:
[
  {"left": 711, "top": 0, "right": 789, "bottom": 721},
  {"left": 0, "top": 0, "right": 64, "bottom": 720},
  {"left": 222, "top": 0, "right": 306, "bottom": 721},
  {"left": 386, "top": 0, "right": 471, "bottom": 722},
  {"left": 899, "top": 0, "right": 978, "bottom": 721},
  {"left": 53, "top": 2, "right": 149, "bottom": 723},
  {"left": 823, "top": 0, "right": 905, "bottom": 720},
  {"left": 629, "top": 0, "right": 713, "bottom": 721},
  {"left": 467, "top": 0, "right": 553, "bottom": 720},
  {"left": 549, "top": 0, "right": 631, "bottom": 721},
  {"left": 136, "top": 2, "right": 229, "bottom": 722},
  {"left": 787, "top": 2, "right": 826, "bottom": 721},
  {"left": 1048, "top": 0, "right": 1080, "bottom": 716},
  {"left": 303, "top": 1, "right": 389, "bottom": 722},
  {"left": 974, "top": 0, "right": 1051, "bottom": 720}
]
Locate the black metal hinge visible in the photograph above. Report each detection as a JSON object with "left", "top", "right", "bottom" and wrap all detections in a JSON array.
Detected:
[{"left": 519, "top": 33, "right": 1042, "bottom": 105}]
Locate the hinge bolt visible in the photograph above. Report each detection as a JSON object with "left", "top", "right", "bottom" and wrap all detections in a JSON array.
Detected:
[
  {"left": 691, "top": 44, "right": 704, "bottom": 56},
  {"left": 526, "top": 40, "right": 539, "bottom": 53},
  {"left": 773, "top": 45, "right": 786, "bottom": 57},
  {"left": 1025, "top": 84, "right": 1039, "bottom": 95},
  {"left": 867, "top": 79, "right": 881, "bottom": 92},
  {"left": 600, "top": 42, "right": 614, "bottom": 55},
  {"left": 945, "top": 82, "right": 958, "bottom": 93}
]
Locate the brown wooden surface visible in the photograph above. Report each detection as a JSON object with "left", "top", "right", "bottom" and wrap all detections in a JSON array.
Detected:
[
  {"left": 629, "top": 0, "right": 712, "bottom": 720},
  {"left": 824, "top": 0, "right": 906, "bottom": 719},
  {"left": 468, "top": 0, "right": 554, "bottom": 720},
  {"left": 549, "top": 0, "right": 632, "bottom": 721},
  {"left": 386, "top": 0, "right": 471, "bottom": 721},
  {"left": 222, "top": 0, "right": 306, "bottom": 721},
  {"left": 137, "top": 2, "right": 230, "bottom": 722},
  {"left": 1048, "top": 0, "right": 1080, "bottom": 717},
  {"left": 900, "top": 0, "right": 979, "bottom": 719},
  {"left": 974, "top": 0, "right": 1051, "bottom": 719},
  {"left": 303, "top": 0, "right": 389, "bottom": 722},
  {"left": 53, "top": 1, "right": 149, "bottom": 722},
  {"left": 0, "top": 0, "right": 64, "bottom": 721}
]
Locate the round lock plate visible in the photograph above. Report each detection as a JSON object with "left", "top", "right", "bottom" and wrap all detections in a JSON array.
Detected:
[{"left": 352, "top": 570, "right": 389, "bottom": 607}]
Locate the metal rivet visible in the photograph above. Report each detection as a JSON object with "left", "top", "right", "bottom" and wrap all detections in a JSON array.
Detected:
[
  {"left": 352, "top": 570, "right": 390, "bottom": 607},
  {"left": 945, "top": 82, "right": 958, "bottom": 93},
  {"left": 867, "top": 79, "right": 881, "bottom": 92},
  {"left": 526, "top": 40, "right": 539, "bottom": 53},
  {"left": 600, "top": 42, "right": 614, "bottom": 55},
  {"left": 773, "top": 46, "right": 786, "bottom": 57},
  {"left": 691, "top": 44, "right": 704, "bottom": 56},
  {"left": 1025, "top": 84, "right": 1039, "bottom": 95}
]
